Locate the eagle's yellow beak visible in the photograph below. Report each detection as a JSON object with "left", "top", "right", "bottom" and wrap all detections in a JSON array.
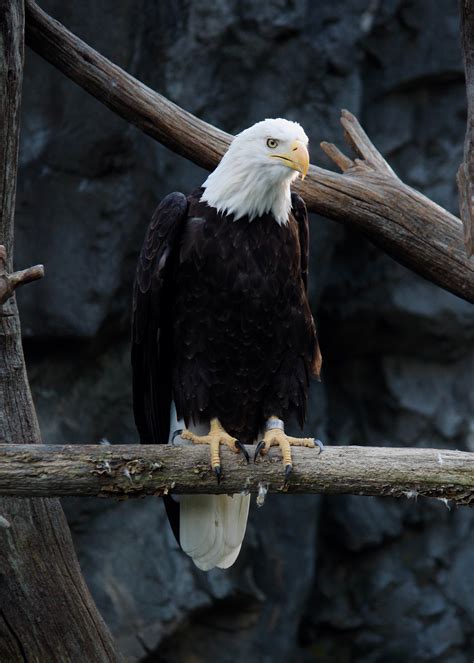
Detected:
[{"left": 270, "top": 139, "right": 310, "bottom": 180}]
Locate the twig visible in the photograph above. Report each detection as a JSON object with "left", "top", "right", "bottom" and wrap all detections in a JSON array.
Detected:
[
  {"left": 0, "top": 244, "right": 44, "bottom": 306},
  {"left": 0, "top": 444, "right": 473, "bottom": 506},
  {"left": 25, "top": 1, "right": 474, "bottom": 302}
]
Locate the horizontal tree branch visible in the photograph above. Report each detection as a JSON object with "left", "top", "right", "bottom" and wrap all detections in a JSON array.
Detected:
[
  {"left": 25, "top": 1, "right": 474, "bottom": 303},
  {"left": 0, "top": 244, "right": 44, "bottom": 306},
  {"left": 0, "top": 444, "right": 473, "bottom": 506}
]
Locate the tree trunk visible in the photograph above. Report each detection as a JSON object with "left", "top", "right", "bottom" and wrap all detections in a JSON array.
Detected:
[
  {"left": 458, "top": 0, "right": 474, "bottom": 256},
  {"left": 0, "top": 2, "right": 121, "bottom": 660}
]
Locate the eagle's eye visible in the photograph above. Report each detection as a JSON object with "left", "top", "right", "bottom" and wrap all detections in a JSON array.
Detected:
[{"left": 266, "top": 138, "right": 279, "bottom": 149}]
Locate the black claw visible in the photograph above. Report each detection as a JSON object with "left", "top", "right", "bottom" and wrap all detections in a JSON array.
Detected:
[
  {"left": 171, "top": 429, "right": 183, "bottom": 442},
  {"left": 254, "top": 440, "right": 265, "bottom": 463},
  {"left": 235, "top": 440, "right": 249, "bottom": 463},
  {"left": 314, "top": 439, "right": 324, "bottom": 453},
  {"left": 284, "top": 464, "right": 293, "bottom": 483},
  {"left": 214, "top": 465, "right": 222, "bottom": 484}
]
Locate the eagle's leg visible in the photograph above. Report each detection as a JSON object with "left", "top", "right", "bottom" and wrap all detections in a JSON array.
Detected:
[
  {"left": 181, "top": 418, "right": 248, "bottom": 483},
  {"left": 255, "top": 416, "right": 323, "bottom": 482}
]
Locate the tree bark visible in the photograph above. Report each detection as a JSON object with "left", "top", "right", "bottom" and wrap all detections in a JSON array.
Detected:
[
  {"left": 24, "top": 0, "right": 474, "bottom": 303},
  {"left": 0, "top": 443, "right": 472, "bottom": 506},
  {"left": 458, "top": 0, "right": 474, "bottom": 257},
  {"left": 0, "top": 2, "right": 121, "bottom": 661}
]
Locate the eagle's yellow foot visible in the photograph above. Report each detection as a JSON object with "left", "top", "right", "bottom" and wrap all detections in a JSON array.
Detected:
[
  {"left": 181, "top": 418, "right": 248, "bottom": 483},
  {"left": 254, "top": 418, "right": 323, "bottom": 483}
]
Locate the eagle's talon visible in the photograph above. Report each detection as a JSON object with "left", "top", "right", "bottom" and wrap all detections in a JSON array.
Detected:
[
  {"left": 262, "top": 423, "right": 322, "bottom": 474},
  {"left": 172, "top": 429, "right": 183, "bottom": 442},
  {"left": 254, "top": 440, "right": 265, "bottom": 462},
  {"left": 181, "top": 418, "right": 239, "bottom": 480},
  {"left": 235, "top": 440, "right": 250, "bottom": 463},
  {"left": 314, "top": 438, "right": 324, "bottom": 453}
]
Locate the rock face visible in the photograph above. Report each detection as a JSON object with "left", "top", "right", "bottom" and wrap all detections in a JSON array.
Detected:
[{"left": 15, "top": 0, "right": 474, "bottom": 661}]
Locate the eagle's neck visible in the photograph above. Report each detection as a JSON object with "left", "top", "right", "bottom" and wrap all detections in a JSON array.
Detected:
[{"left": 200, "top": 151, "right": 297, "bottom": 225}]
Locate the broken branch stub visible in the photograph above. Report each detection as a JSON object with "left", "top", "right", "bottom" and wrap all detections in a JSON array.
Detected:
[{"left": 0, "top": 244, "right": 44, "bottom": 306}]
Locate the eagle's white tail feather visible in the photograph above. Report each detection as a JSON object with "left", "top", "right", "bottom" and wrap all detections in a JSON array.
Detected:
[
  {"left": 170, "top": 404, "right": 250, "bottom": 571},
  {"left": 180, "top": 493, "right": 250, "bottom": 571}
]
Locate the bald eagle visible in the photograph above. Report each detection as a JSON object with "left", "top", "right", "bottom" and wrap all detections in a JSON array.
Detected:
[{"left": 132, "top": 119, "right": 322, "bottom": 570}]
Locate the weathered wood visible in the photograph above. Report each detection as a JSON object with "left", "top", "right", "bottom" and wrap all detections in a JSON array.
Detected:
[
  {"left": 0, "top": 2, "right": 122, "bottom": 661},
  {"left": 458, "top": 0, "right": 474, "bottom": 257},
  {"left": 25, "top": 0, "right": 474, "bottom": 302},
  {"left": 0, "top": 444, "right": 472, "bottom": 506}
]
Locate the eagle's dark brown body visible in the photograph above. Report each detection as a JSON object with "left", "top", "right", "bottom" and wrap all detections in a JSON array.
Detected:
[
  {"left": 132, "top": 188, "right": 320, "bottom": 449},
  {"left": 172, "top": 189, "right": 318, "bottom": 443}
]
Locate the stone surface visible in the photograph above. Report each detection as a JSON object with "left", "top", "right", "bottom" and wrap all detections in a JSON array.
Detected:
[{"left": 14, "top": 0, "right": 474, "bottom": 661}]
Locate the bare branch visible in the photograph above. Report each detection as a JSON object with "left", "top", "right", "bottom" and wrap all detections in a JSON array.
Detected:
[
  {"left": 320, "top": 141, "right": 354, "bottom": 172},
  {"left": 24, "top": 1, "right": 474, "bottom": 303},
  {"left": 458, "top": 0, "right": 474, "bottom": 257},
  {"left": 0, "top": 444, "right": 472, "bottom": 506},
  {"left": 340, "top": 109, "right": 397, "bottom": 177},
  {"left": 0, "top": 244, "right": 44, "bottom": 306}
]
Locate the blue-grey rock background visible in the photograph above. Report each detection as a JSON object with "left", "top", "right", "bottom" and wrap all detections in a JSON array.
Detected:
[{"left": 15, "top": 0, "right": 474, "bottom": 661}]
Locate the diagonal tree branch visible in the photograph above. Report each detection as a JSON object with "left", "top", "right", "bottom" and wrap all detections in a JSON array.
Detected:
[
  {"left": 0, "top": 444, "right": 473, "bottom": 506},
  {"left": 25, "top": 0, "right": 474, "bottom": 303}
]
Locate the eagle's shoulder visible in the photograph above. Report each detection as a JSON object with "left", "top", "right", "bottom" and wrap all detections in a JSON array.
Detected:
[{"left": 187, "top": 187, "right": 206, "bottom": 211}]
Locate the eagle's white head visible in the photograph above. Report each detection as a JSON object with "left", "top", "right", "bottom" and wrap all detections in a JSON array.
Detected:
[{"left": 201, "top": 118, "right": 309, "bottom": 226}]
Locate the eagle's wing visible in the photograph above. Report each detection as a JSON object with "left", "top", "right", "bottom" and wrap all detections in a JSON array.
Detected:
[
  {"left": 291, "top": 192, "right": 322, "bottom": 379},
  {"left": 132, "top": 192, "right": 188, "bottom": 445}
]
